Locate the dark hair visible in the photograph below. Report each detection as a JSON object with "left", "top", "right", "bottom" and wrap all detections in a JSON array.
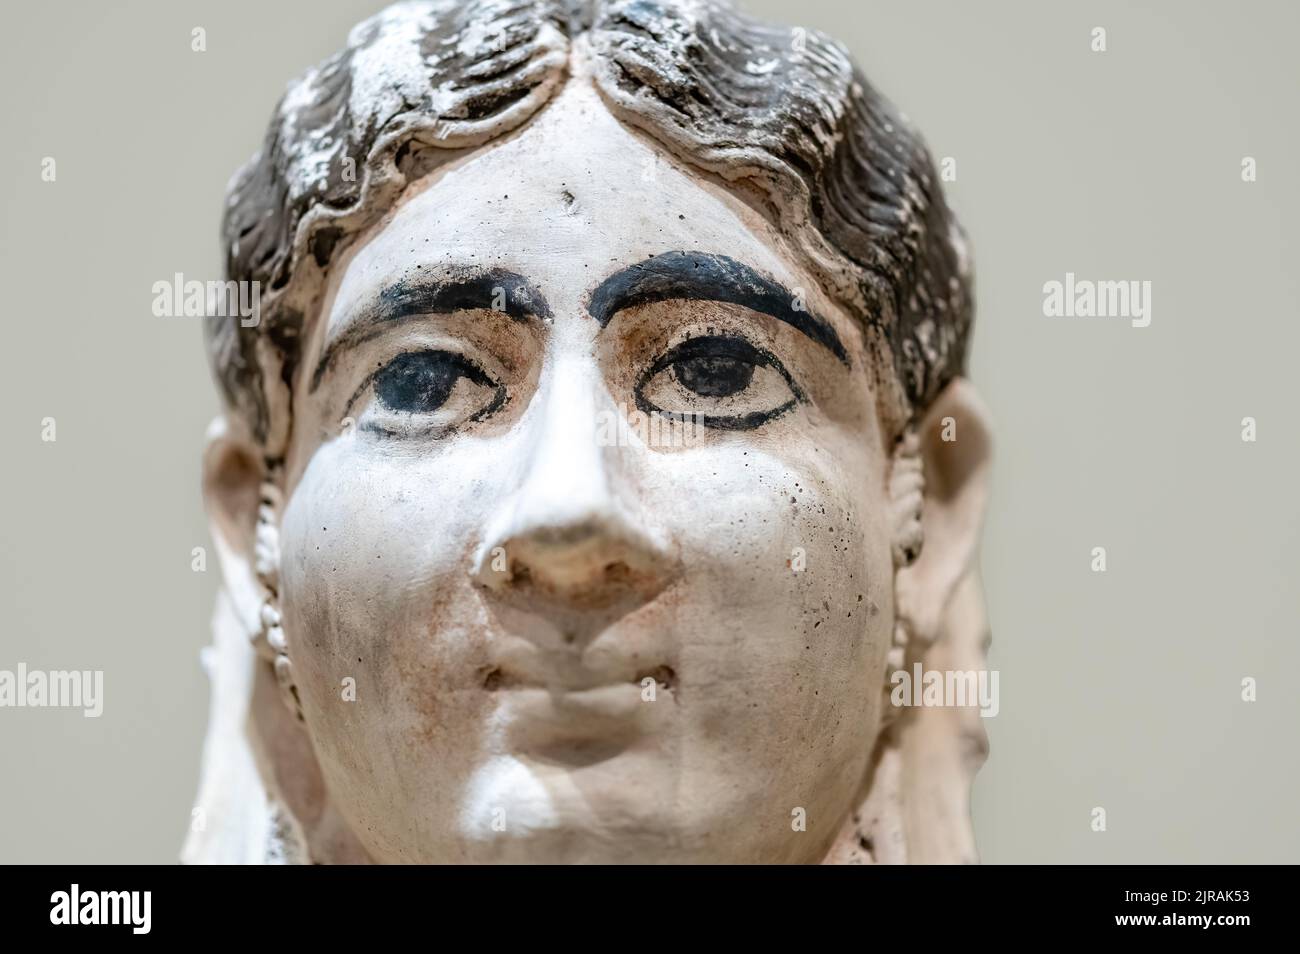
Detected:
[{"left": 210, "top": 0, "right": 972, "bottom": 448}]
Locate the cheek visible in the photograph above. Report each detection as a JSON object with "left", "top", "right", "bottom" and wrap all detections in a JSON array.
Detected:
[
  {"left": 643, "top": 438, "right": 892, "bottom": 818},
  {"left": 276, "top": 441, "right": 501, "bottom": 854}
]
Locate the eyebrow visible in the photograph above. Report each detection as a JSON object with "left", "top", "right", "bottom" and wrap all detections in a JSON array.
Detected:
[
  {"left": 586, "top": 251, "right": 848, "bottom": 365},
  {"left": 310, "top": 267, "right": 551, "bottom": 391}
]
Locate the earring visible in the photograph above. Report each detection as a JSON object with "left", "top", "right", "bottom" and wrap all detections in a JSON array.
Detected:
[
  {"left": 881, "top": 427, "right": 924, "bottom": 724},
  {"left": 889, "top": 428, "right": 924, "bottom": 571},
  {"left": 252, "top": 468, "right": 304, "bottom": 721}
]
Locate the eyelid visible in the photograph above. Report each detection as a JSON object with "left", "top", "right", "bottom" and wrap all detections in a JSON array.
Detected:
[
  {"left": 609, "top": 297, "right": 834, "bottom": 382},
  {"left": 315, "top": 307, "right": 528, "bottom": 395},
  {"left": 641, "top": 332, "right": 806, "bottom": 403},
  {"left": 647, "top": 335, "right": 768, "bottom": 377}
]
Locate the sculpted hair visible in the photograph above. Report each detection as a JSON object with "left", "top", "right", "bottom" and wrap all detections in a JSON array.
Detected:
[{"left": 210, "top": 0, "right": 972, "bottom": 450}]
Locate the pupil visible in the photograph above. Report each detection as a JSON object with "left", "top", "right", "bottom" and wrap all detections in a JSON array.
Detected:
[
  {"left": 375, "top": 352, "right": 459, "bottom": 412},
  {"left": 673, "top": 354, "right": 754, "bottom": 398}
]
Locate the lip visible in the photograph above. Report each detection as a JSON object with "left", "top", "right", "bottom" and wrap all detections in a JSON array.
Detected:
[
  {"left": 506, "top": 682, "right": 644, "bottom": 710},
  {"left": 480, "top": 661, "right": 676, "bottom": 695},
  {"left": 499, "top": 683, "right": 654, "bottom": 767},
  {"left": 484, "top": 636, "right": 676, "bottom": 695}
]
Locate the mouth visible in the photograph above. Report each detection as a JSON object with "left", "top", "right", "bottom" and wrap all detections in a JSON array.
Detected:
[
  {"left": 479, "top": 663, "right": 676, "bottom": 695},
  {"left": 482, "top": 660, "right": 677, "bottom": 768},
  {"left": 495, "top": 682, "right": 650, "bottom": 768}
]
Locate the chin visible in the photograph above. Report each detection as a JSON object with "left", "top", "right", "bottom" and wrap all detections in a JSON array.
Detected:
[
  {"left": 446, "top": 796, "right": 790, "bottom": 865},
  {"left": 442, "top": 746, "right": 845, "bottom": 864}
]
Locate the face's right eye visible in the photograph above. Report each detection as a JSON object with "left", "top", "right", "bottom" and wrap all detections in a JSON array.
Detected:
[
  {"left": 359, "top": 350, "right": 503, "bottom": 437},
  {"left": 374, "top": 351, "right": 469, "bottom": 413}
]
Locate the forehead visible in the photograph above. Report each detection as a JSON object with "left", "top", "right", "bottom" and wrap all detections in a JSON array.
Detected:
[{"left": 320, "top": 73, "right": 859, "bottom": 348}]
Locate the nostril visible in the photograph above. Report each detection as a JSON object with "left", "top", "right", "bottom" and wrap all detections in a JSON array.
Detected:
[
  {"left": 471, "top": 505, "right": 678, "bottom": 624},
  {"left": 636, "top": 665, "right": 676, "bottom": 693}
]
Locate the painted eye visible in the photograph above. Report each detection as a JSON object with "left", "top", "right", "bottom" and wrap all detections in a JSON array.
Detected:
[
  {"left": 635, "top": 334, "right": 802, "bottom": 430},
  {"left": 671, "top": 341, "right": 754, "bottom": 398},
  {"left": 362, "top": 350, "right": 502, "bottom": 436}
]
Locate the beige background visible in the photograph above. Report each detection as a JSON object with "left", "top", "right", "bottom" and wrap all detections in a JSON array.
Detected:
[{"left": 1, "top": 0, "right": 1296, "bottom": 863}]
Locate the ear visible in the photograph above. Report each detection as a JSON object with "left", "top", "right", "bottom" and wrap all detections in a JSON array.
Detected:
[
  {"left": 892, "top": 378, "right": 993, "bottom": 648},
  {"left": 201, "top": 414, "right": 266, "bottom": 642}
]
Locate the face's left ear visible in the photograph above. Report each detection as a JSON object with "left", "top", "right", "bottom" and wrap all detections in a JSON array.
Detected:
[{"left": 892, "top": 377, "right": 993, "bottom": 647}]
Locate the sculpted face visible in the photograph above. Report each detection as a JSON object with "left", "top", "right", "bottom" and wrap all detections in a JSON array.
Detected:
[
  {"left": 277, "top": 76, "right": 895, "bottom": 863},
  {"left": 194, "top": 0, "right": 990, "bottom": 866}
]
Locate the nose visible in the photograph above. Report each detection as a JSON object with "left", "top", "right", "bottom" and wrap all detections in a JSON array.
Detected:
[{"left": 471, "top": 354, "right": 676, "bottom": 620}]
